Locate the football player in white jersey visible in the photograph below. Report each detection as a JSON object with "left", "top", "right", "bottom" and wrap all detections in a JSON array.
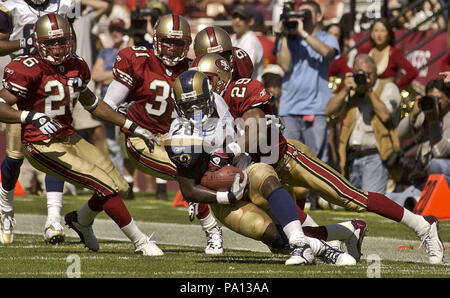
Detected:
[{"left": 0, "top": 0, "right": 74, "bottom": 245}]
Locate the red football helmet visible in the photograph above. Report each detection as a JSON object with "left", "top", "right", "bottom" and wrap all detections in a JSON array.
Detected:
[
  {"left": 34, "top": 13, "right": 74, "bottom": 65},
  {"left": 153, "top": 14, "right": 192, "bottom": 67}
]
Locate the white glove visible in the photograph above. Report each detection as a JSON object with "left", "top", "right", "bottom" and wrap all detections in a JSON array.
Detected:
[
  {"left": 116, "top": 102, "right": 135, "bottom": 116},
  {"left": 22, "top": 111, "right": 62, "bottom": 137},
  {"left": 188, "top": 202, "right": 198, "bottom": 222},
  {"left": 124, "top": 119, "right": 160, "bottom": 152},
  {"left": 20, "top": 34, "right": 35, "bottom": 50},
  {"left": 228, "top": 172, "right": 248, "bottom": 202}
]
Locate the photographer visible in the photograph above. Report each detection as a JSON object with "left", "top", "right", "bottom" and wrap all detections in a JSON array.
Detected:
[
  {"left": 275, "top": 0, "right": 338, "bottom": 164},
  {"left": 387, "top": 78, "right": 450, "bottom": 208},
  {"left": 326, "top": 54, "right": 402, "bottom": 194}
]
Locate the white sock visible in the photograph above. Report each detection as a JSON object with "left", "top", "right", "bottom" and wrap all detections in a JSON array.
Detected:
[
  {"left": 121, "top": 219, "right": 147, "bottom": 245},
  {"left": 77, "top": 202, "right": 100, "bottom": 226},
  {"left": 124, "top": 175, "right": 134, "bottom": 184},
  {"left": 400, "top": 209, "right": 429, "bottom": 236},
  {"left": 155, "top": 178, "right": 167, "bottom": 184},
  {"left": 283, "top": 220, "right": 306, "bottom": 244},
  {"left": 46, "top": 192, "right": 63, "bottom": 224},
  {"left": 302, "top": 214, "right": 319, "bottom": 227},
  {"left": 325, "top": 221, "right": 355, "bottom": 241},
  {"left": 0, "top": 185, "right": 14, "bottom": 215},
  {"left": 307, "top": 236, "right": 325, "bottom": 256},
  {"left": 199, "top": 212, "right": 218, "bottom": 232}
]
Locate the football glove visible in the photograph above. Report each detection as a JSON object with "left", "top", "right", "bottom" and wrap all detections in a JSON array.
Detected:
[
  {"left": 188, "top": 202, "right": 198, "bottom": 222},
  {"left": 124, "top": 119, "right": 160, "bottom": 152},
  {"left": 22, "top": 111, "right": 62, "bottom": 137},
  {"left": 20, "top": 35, "right": 35, "bottom": 50},
  {"left": 228, "top": 172, "right": 248, "bottom": 202},
  {"left": 116, "top": 102, "right": 134, "bottom": 116}
]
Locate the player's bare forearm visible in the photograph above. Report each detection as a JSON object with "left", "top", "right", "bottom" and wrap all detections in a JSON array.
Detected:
[
  {"left": 0, "top": 89, "right": 21, "bottom": 123},
  {"left": 177, "top": 174, "right": 219, "bottom": 204},
  {"left": 242, "top": 107, "right": 267, "bottom": 153},
  {"left": 0, "top": 39, "right": 20, "bottom": 56},
  {"left": 91, "top": 100, "right": 127, "bottom": 127}
]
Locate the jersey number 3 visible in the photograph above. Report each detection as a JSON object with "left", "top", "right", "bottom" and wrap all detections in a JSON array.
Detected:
[{"left": 145, "top": 79, "right": 170, "bottom": 117}]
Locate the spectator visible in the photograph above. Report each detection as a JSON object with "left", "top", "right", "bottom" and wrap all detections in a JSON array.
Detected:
[
  {"left": 387, "top": 78, "right": 450, "bottom": 209},
  {"left": 360, "top": 18, "right": 418, "bottom": 91},
  {"left": 230, "top": 4, "right": 265, "bottom": 81},
  {"left": 275, "top": 0, "right": 339, "bottom": 209},
  {"left": 252, "top": 9, "right": 277, "bottom": 67},
  {"left": 261, "top": 64, "right": 284, "bottom": 115},
  {"left": 326, "top": 54, "right": 402, "bottom": 194},
  {"left": 326, "top": 23, "right": 352, "bottom": 171},
  {"left": 407, "top": 0, "right": 446, "bottom": 30},
  {"left": 276, "top": 0, "right": 339, "bottom": 164}
]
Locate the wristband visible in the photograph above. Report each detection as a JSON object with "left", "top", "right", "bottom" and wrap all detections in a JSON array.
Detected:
[
  {"left": 123, "top": 119, "right": 138, "bottom": 132},
  {"left": 216, "top": 191, "right": 230, "bottom": 204},
  {"left": 20, "top": 111, "right": 31, "bottom": 124},
  {"left": 19, "top": 38, "right": 26, "bottom": 49}
]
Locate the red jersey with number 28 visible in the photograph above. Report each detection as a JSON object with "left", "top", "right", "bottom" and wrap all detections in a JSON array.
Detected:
[
  {"left": 113, "top": 46, "right": 190, "bottom": 134},
  {"left": 2, "top": 54, "right": 90, "bottom": 143},
  {"left": 223, "top": 78, "right": 287, "bottom": 164}
]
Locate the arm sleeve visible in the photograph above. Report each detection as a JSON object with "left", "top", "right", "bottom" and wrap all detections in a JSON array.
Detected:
[
  {"left": 112, "top": 48, "right": 135, "bottom": 89},
  {"left": 2, "top": 60, "right": 37, "bottom": 99},
  {"left": 102, "top": 79, "right": 130, "bottom": 110}
]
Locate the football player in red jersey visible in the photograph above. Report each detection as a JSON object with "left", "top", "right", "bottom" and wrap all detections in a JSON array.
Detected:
[
  {"left": 193, "top": 53, "right": 445, "bottom": 264},
  {"left": 0, "top": 0, "right": 74, "bottom": 245},
  {"left": 167, "top": 69, "right": 357, "bottom": 266},
  {"left": 102, "top": 14, "right": 224, "bottom": 255},
  {"left": 0, "top": 13, "right": 165, "bottom": 256},
  {"left": 193, "top": 26, "right": 253, "bottom": 82}
]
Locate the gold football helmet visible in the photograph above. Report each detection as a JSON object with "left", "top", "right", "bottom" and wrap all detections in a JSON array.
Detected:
[
  {"left": 172, "top": 70, "right": 214, "bottom": 124},
  {"left": 34, "top": 13, "right": 74, "bottom": 65},
  {"left": 191, "top": 53, "right": 232, "bottom": 96},
  {"left": 153, "top": 14, "right": 192, "bottom": 66},
  {"left": 194, "top": 26, "right": 233, "bottom": 65}
]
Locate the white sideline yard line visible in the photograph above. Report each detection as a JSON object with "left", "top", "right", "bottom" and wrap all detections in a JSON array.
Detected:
[{"left": 13, "top": 213, "right": 450, "bottom": 265}]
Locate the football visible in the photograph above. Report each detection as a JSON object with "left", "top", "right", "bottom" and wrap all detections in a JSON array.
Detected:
[{"left": 200, "top": 165, "right": 244, "bottom": 192}]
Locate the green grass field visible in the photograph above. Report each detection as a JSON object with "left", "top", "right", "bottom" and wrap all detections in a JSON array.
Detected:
[{"left": 1, "top": 190, "right": 449, "bottom": 279}]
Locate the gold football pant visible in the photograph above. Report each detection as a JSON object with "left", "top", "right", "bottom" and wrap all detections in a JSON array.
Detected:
[
  {"left": 275, "top": 139, "right": 369, "bottom": 212},
  {"left": 24, "top": 133, "right": 129, "bottom": 198},
  {"left": 122, "top": 133, "right": 177, "bottom": 181},
  {"left": 6, "top": 122, "right": 24, "bottom": 160}
]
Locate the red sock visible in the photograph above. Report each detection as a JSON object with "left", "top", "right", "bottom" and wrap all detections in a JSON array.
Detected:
[
  {"left": 303, "top": 226, "right": 328, "bottom": 240},
  {"left": 367, "top": 192, "right": 404, "bottom": 222},
  {"left": 87, "top": 193, "right": 104, "bottom": 212},
  {"left": 296, "top": 205, "right": 308, "bottom": 224},
  {"left": 196, "top": 203, "right": 210, "bottom": 220},
  {"left": 102, "top": 195, "right": 132, "bottom": 228}
]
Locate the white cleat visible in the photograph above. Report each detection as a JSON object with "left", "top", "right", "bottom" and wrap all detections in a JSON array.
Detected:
[
  {"left": 44, "top": 222, "right": 65, "bottom": 244},
  {"left": 344, "top": 220, "right": 367, "bottom": 262},
  {"left": 285, "top": 240, "right": 316, "bottom": 265},
  {"left": 205, "top": 226, "right": 224, "bottom": 255},
  {"left": 318, "top": 240, "right": 357, "bottom": 266},
  {"left": 0, "top": 212, "right": 15, "bottom": 244},
  {"left": 135, "top": 236, "right": 164, "bottom": 256},
  {"left": 64, "top": 211, "right": 99, "bottom": 252},
  {"left": 419, "top": 215, "right": 444, "bottom": 264}
]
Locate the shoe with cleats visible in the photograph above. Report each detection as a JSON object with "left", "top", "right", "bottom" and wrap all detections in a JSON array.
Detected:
[
  {"left": 64, "top": 211, "right": 99, "bottom": 251},
  {"left": 205, "top": 226, "right": 224, "bottom": 255},
  {"left": 44, "top": 222, "right": 65, "bottom": 244},
  {"left": 285, "top": 240, "right": 316, "bottom": 265},
  {"left": 0, "top": 212, "right": 15, "bottom": 244},
  {"left": 135, "top": 236, "right": 164, "bottom": 256},
  {"left": 344, "top": 220, "right": 367, "bottom": 262},
  {"left": 419, "top": 215, "right": 444, "bottom": 264},
  {"left": 318, "top": 240, "right": 356, "bottom": 266}
]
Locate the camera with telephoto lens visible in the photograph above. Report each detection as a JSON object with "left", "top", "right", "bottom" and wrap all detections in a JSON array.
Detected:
[
  {"left": 353, "top": 70, "right": 369, "bottom": 86},
  {"left": 418, "top": 95, "right": 438, "bottom": 113},
  {"left": 280, "top": 1, "right": 312, "bottom": 36}
]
